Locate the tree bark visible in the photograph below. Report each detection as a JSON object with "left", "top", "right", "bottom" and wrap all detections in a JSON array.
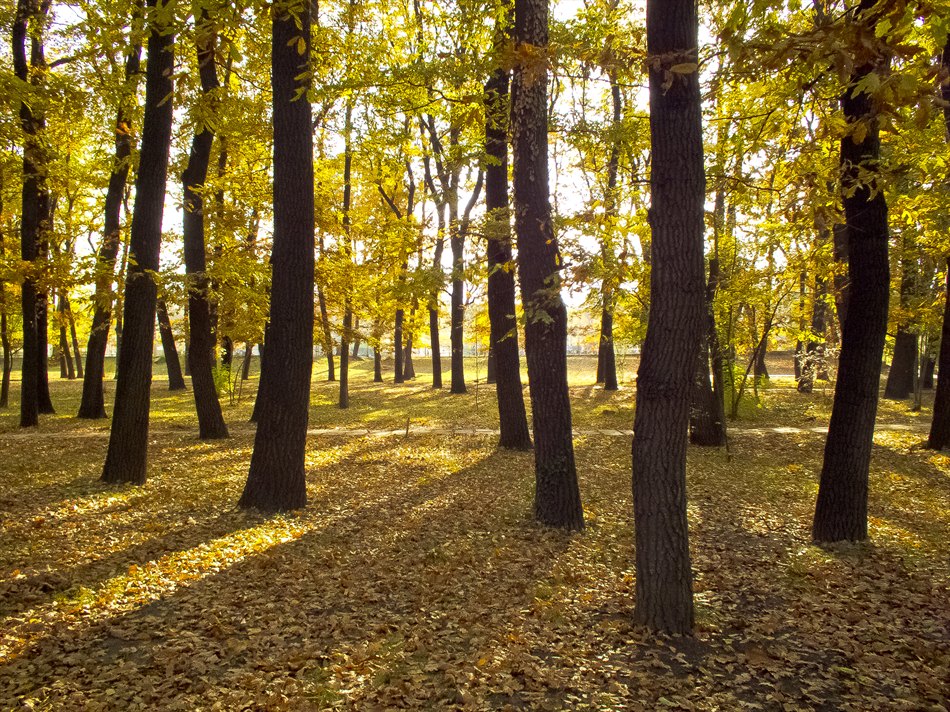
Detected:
[
  {"left": 512, "top": 0, "right": 583, "bottom": 529},
  {"left": 67, "top": 297, "right": 82, "bottom": 378},
  {"left": 12, "top": 0, "right": 53, "bottom": 427},
  {"left": 485, "top": 31, "right": 531, "bottom": 450},
  {"left": 79, "top": 11, "right": 142, "bottom": 418},
  {"left": 157, "top": 299, "right": 186, "bottom": 390},
  {"left": 58, "top": 292, "right": 75, "bottom": 379},
  {"left": 101, "top": 0, "right": 175, "bottom": 485},
  {"left": 631, "top": 0, "right": 704, "bottom": 633},
  {"left": 927, "top": 40, "right": 950, "bottom": 449},
  {"left": 338, "top": 103, "right": 354, "bottom": 410},
  {"left": 182, "top": 11, "right": 229, "bottom": 438},
  {"left": 394, "top": 308, "right": 404, "bottom": 383},
  {"left": 239, "top": 0, "right": 314, "bottom": 510},
  {"left": 0, "top": 215, "right": 10, "bottom": 408},
  {"left": 813, "top": 0, "right": 890, "bottom": 542},
  {"left": 374, "top": 347, "right": 383, "bottom": 382},
  {"left": 884, "top": 230, "right": 918, "bottom": 400}
]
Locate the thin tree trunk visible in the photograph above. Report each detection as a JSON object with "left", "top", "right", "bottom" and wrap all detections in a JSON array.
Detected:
[
  {"left": 374, "top": 347, "right": 383, "bottom": 382},
  {"left": 512, "top": 0, "right": 583, "bottom": 528},
  {"left": 101, "top": 0, "right": 175, "bottom": 485},
  {"left": 485, "top": 30, "right": 531, "bottom": 450},
  {"left": 12, "top": 0, "right": 52, "bottom": 426},
  {"left": 927, "top": 40, "right": 950, "bottom": 449},
  {"left": 338, "top": 102, "right": 354, "bottom": 410},
  {"left": 631, "top": 0, "right": 703, "bottom": 633},
  {"left": 157, "top": 299, "right": 186, "bottom": 390},
  {"left": 182, "top": 9, "right": 228, "bottom": 438},
  {"left": 67, "top": 298, "right": 82, "bottom": 378},
  {"left": 884, "top": 231, "right": 918, "bottom": 399},
  {"left": 240, "top": 1, "right": 314, "bottom": 510},
  {"left": 813, "top": 0, "right": 890, "bottom": 542},
  {"left": 58, "top": 293, "right": 74, "bottom": 379},
  {"left": 79, "top": 11, "right": 142, "bottom": 418},
  {"left": 394, "top": 308, "right": 404, "bottom": 384},
  {"left": 240, "top": 343, "right": 253, "bottom": 380},
  {"left": 0, "top": 217, "right": 9, "bottom": 408}
]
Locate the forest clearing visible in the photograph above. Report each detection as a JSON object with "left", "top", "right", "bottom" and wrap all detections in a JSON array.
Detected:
[{"left": 0, "top": 358, "right": 948, "bottom": 710}]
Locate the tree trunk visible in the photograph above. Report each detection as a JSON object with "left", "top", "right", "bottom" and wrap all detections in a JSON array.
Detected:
[
  {"left": 394, "top": 308, "right": 404, "bottom": 384},
  {"left": 799, "top": 243, "right": 828, "bottom": 394},
  {"left": 429, "top": 307, "right": 442, "bottom": 388},
  {"left": 928, "top": 43, "right": 950, "bottom": 447},
  {"left": 403, "top": 337, "right": 415, "bottom": 379},
  {"left": 338, "top": 103, "right": 354, "bottom": 410},
  {"left": 486, "top": 345, "right": 497, "bottom": 384},
  {"left": 157, "top": 299, "right": 186, "bottom": 390},
  {"left": 12, "top": 0, "right": 52, "bottom": 427},
  {"left": 884, "top": 231, "right": 918, "bottom": 400},
  {"left": 241, "top": 343, "right": 253, "bottom": 380},
  {"left": 485, "top": 26, "right": 531, "bottom": 450},
  {"left": 67, "top": 298, "right": 83, "bottom": 378},
  {"left": 317, "top": 284, "right": 335, "bottom": 381},
  {"left": 813, "top": 0, "right": 890, "bottom": 542},
  {"left": 631, "top": 0, "right": 704, "bottom": 634},
  {"left": 690, "top": 289, "right": 726, "bottom": 447},
  {"left": 351, "top": 316, "right": 361, "bottom": 359},
  {"left": 449, "top": 203, "right": 466, "bottom": 394},
  {"left": 512, "top": 0, "right": 583, "bottom": 528},
  {"left": 923, "top": 356, "right": 935, "bottom": 389},
  {"left": 79, "top": 14, "right": 142, "bottom": 418},
  {"left": 0, "top": 222, "right": 9, "bottom": 408},
  {"left": 101, "top": 0, "right": 175, "bottom": 485},
  {"left": 833, "top": 224, "right": 850, "bottom": 333},
  {"left": 58, "top": 293, "right": 75, "bottom": 379},
  {"left": 240, "top": 2, "right": 314, "bottom": 510},
  {"left": 374, "top": 347, "right": 383, "bottom": 382},
  {"left": 182, "top": 10, "right": 229, "bottom": 439}
]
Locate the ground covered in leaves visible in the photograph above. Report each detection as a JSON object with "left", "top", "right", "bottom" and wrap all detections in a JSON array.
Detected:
[{"left": 0, "top": 357, "right": 948, "bottom": 710}]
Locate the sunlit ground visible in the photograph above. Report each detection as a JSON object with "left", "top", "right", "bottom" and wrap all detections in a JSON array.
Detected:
[{"left": 0, "top": 356, "right": 947, "bottom": 709}]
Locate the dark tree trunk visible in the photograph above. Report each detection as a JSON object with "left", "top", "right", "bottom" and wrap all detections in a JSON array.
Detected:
[
  {"left": 429, "top": 307, "right": 442, "bottom": 388},
  {"left": 101, "top": 0, "right": 175, "bottom": 485},
  {"left": 799, "top": 243, "right": 829, "bottom": 394},
  {"left": 813, "top": 1, "right": 890, "bottom": 542},
  {"left": 12, "top": 0, "right": 52, "bottom": 427},
  {"left": 374, "top": 347, "right": 383, "bottom": 382},
  {"left": 182, "top": 11, "right": 228, "bottom": 439},
  {"left": 885, "top": 231, "right": 918, "bottom": 400},
  {"left": 249, "top": 323, "right": 269, "bottom": 423},
  {"left": 403, "top": 337, "right": 415, "bottom": 379},
  {"left": 79, "top": 15, "right": 142, "bottom": 418},
  {"left": 240, "top": 2, "right": 314, "bottom": 510},
  {"left": 833, "top": 224, "right": 850, "bottom": 332},
  {"left": 394, "top": 308, "right": 404, "bottom": 384},
  {"left": 67, "top": 298, "right": 83, "bottom": 378},
  {"left": 157, "top": 299, "right": 186, "bottom": 390},
  {"left": 351, "top": 316, "right": 361, "bottom": 359},
  {"left": 599, "top": 308, "right": 618, "bottom": 390},
  {"left": 241, "top": 343, "right": 253, "bottom": 380},
  {"left": 512, "top": 0, "right": 583, "bottom": 528},
  {"left": 0, "top": 309, "right": 9, "bottom": 409},
  {"left": 0, "top": 220, "right": 9, "bottom": 408},
  {"left": 221, "top": 335, "right": 233, "bottom": 370},
  {"left": 929, "top": 262, "right": 950, "bottom": 448},
  {"left": 690, "top": 276, "right": 726, "bottom": 447},
  {"left": 928, "top": 41, "right": 950, "bottom": 449},
  {"left": 631, "top": 0, "right": 704, "bottom": 634},
  {"left": 753, "top": 332, "right": 769, "bottom": 381},
  {"left": 884, "top": 329, "right": 916, "bottom": 400},
  {"left": 338, "top": 103, "right": 354, "bottom": 410},
  {"left": 317, "top": 285, "right": 335, "bottom": 381},
  {"left": 596, "top": 64, "right": 623, "bottom": 392},
  {"left": 486, "top": 345, "right": 497, "bottom": 384},
  {"left": 923, "top": 356, "right": 935, "bottom": 389},
  {"left": 339, "top": 307, "right": 352, "bottom": 408},
  {"left": 58, "top": 293, "right": 75, "bottom": 379},
  {"left": 36, "top": 292, "right": 54, "bottom": 413},
  {"left": 450, "top": 204, "right": 466, "bottom": 394},
  {"left": 485, "top": 44, "right": 531, "bottom": 450}
]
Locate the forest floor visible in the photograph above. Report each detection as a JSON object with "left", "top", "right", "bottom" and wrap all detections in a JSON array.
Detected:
[{"left": 0, "top": 356, "right": 948, "bottom": 710}]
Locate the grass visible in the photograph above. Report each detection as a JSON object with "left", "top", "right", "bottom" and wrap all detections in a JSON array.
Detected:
[{"left": 0, "top": 354, "right": 947, "bottom": 710}]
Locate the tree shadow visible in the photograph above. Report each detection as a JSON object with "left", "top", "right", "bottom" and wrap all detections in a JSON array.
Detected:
[{"left": 0, "top": 443, "right": 580, "bottom": 708}]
